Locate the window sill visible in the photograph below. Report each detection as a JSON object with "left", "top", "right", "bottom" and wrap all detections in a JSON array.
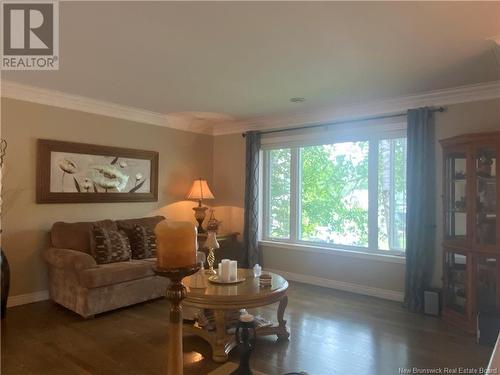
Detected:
[{"left": 259, "top": 240, "right": 406, "bottom": 265}]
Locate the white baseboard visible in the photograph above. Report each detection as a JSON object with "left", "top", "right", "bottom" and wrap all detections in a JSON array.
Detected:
[
  {"left": 266, "top": 268, "right": 404, "bottom": 302},
  {"left": 4, "top": 270, "right": 404, "bottom": 307},
  {"left": 7, "top": 290, "right": 49, "bottom": 307}
]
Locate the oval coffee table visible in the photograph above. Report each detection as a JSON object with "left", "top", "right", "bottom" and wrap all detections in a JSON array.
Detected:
[{"left": 183, "top": 269, "right": 290, "bottom": 363}]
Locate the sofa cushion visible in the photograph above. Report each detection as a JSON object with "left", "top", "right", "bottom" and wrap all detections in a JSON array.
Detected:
[
  {"left": 116, "top": 216, "right": 164, "bottom": 239},
  {"left": 51, "top": 220, "right": 117, "bottom": 253},
  {"left": 90, "top": 225, "right": 131, "bottom": 264},
  {"left": 77, "top": 260, "right": 155, "bottom": 288},
  {"left": 130, "top": 224, "right": 157, "bottom": 259}
]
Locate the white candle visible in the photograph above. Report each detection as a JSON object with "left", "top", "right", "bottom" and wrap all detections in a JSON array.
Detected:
[
  {"left": 221, "top": 259, "right": 230, "bottom": 282},
  {"left": 229, "top": 260, "right": 237, "bottom": 281},
  {"left": 218, "top": 262, "right": 222, "bottom": 277}
]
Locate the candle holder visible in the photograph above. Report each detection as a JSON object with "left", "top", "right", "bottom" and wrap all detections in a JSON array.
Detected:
[
  {"left": 204, "top": 231, "right": 220, "bottom": 275},
  {"left": 154, "top": 264, "right": 200, "bottom": 375},
  {"left": 206, "top": 247, "right": 217, "bottom": 275}
]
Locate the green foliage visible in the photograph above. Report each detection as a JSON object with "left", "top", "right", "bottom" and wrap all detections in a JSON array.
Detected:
[
  {"left": 378, "top": 138, "right": 407, "bottom": 251},
  {"left": 301, "top": 142, "right": 369, "bottom": 246},
  {"left": 393, "top": 138, "right": 407, "bottom": 250},
  {"left": 269, "top": 149, "right": 291, "bottom": 238},
  {"left": 267, "top": 139, "right": 406, "bottom": 251}
]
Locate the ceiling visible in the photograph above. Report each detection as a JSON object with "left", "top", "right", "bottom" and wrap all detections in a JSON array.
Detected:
[{"left": 3, "top": 1, "right": 500, "bottom": 124}]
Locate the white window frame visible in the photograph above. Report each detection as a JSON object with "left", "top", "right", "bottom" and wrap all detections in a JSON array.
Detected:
[{"left": 260, "top": 120, "right": 407, "bottom": 257}]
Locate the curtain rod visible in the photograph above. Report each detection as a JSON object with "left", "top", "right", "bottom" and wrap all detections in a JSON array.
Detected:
[{"left": 242, "top": 106, "right": 445, "bottom": 138}]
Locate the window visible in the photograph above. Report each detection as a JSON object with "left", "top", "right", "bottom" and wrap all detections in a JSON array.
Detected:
[
  {"left": 301, "top": 141, "right": 369, "bottom": 247},
  {"left": 267, "top": 148, "right": 291, "bottom": 239},
  {"left": 262, "top": 127, "right": 407, "bottom": 255},
  {"left": 378, "top": 138, "right": 407, "bottom": 251}
]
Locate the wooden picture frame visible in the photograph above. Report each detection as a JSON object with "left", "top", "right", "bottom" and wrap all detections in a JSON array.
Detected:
[{"left": 36, "top": 139, "right": 159, "bottom": 203}]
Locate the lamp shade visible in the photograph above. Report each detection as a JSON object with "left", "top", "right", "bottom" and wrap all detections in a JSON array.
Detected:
[{"left": 186, "top": 178, "right": 215, "bottom": 200}]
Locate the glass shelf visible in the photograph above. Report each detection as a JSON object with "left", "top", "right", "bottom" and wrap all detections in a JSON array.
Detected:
[
  {"left": 445, "top": 152, "right": 468, "bottom": 242},
  {"left": 476, "top": 147, "right": 496, "bottom": 246},
  {"left": 477, "top": 257, "right": 497, "bottom": 313},
  {"left": 445, "top": 251, "right": 468, "bottom": 315}
]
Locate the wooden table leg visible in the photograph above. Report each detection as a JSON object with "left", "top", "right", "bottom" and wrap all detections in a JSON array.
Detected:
[
  {"left": 277, "top": 295, "right": 290, "bottom": 341},
  {"left": 212, "top": 310, "right": 230, "bottom": 363}
]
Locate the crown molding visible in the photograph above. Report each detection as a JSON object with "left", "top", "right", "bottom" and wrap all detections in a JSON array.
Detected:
[
  {"left": 2, "top": 79, "right": 499, "bottom": 136},
  {"left": 0, "top": 80, "right": 213, "bottom": 135},
  {"left": 213, "top": 80, "right": 500, "bottom": 135}
]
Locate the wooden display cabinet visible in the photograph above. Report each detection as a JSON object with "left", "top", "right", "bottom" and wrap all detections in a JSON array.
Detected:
[{"left": 440, "top": 132, "right": 500, "bottom": 333}]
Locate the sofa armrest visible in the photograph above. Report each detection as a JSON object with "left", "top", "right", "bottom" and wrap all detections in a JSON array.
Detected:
[{"left": 44, "top": 247, "right": 97, "bottom": 271}]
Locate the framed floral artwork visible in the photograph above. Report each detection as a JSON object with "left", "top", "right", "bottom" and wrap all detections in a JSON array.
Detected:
[{"left": 36, "top": 139, "right": 158, "bottom": 203}]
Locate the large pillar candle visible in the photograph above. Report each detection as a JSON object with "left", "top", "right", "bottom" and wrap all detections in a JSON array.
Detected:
[{"left": 155, "top": 220, "right": 197, "bottom": 269}]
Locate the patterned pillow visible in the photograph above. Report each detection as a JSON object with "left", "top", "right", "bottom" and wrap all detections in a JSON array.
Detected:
[
  {"left": 90, "top": 225, "right": 131, "bottom": 264},
  {"left": 130, "top": 224, "right": 157, "bottom": 259}
]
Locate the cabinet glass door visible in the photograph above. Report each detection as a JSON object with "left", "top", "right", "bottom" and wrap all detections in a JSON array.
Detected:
[
  {"left": 475, "top": 147, "right": 497, "bottom": 246},
  {"left": 445, "top": 252, "right": 468, "bottom": 315},
  {"left": 445, "top": 152, "right": 468, "bottom": 241},
  {"left": 476, "top": 257, "right": 498, "bottom": 313}
]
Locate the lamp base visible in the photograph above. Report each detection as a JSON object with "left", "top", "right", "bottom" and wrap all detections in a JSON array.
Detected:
[{"left": 192, "top": 205, "right": 208, "bottom": 233}]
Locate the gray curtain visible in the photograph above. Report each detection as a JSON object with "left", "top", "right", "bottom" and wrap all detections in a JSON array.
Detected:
[
  {"left": 243, "top": 131, "right": 261, "bottom": 268},
  {"left": 404, "top": 107, "right": 437, "bottom": 313}
]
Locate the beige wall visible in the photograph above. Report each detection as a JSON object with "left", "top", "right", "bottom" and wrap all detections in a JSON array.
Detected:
[
  {"left": 1, "top": 98, "right": 213, "bottom": 297},
  {"left": 211, "top": 134, "right": 246, "bottom": 236},
  {"left": 2, "top": 97, "right": 499, "bottom": 298},
  {"left": 212, "top": 98, "right": 500, "bottom": 293}
]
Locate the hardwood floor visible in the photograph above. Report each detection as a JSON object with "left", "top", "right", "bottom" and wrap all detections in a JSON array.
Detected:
[{"left": 1, "top": 282, "right": 493, "bottom": 375}]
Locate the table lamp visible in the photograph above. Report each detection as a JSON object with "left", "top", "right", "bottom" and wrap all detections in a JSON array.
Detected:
[{"left": 186, "top": 178, "right": 214, "bottom": 233}]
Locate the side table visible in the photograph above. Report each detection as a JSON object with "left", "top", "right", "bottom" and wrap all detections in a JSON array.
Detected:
[{"left": 183, "top": 269, "right": 290, "bottom": 363}]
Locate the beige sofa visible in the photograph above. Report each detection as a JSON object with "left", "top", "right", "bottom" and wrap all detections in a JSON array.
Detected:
[{"left": 43, "top": 216, "right": 168, "bottom": 318}]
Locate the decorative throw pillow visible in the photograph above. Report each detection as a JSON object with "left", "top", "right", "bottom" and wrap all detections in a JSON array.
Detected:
[
  {"left": 130, "top": 224, "right": 157, "bottom": 259},
  {"left": 90, "top": 225, "right": 131, "bottom": 264}
]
